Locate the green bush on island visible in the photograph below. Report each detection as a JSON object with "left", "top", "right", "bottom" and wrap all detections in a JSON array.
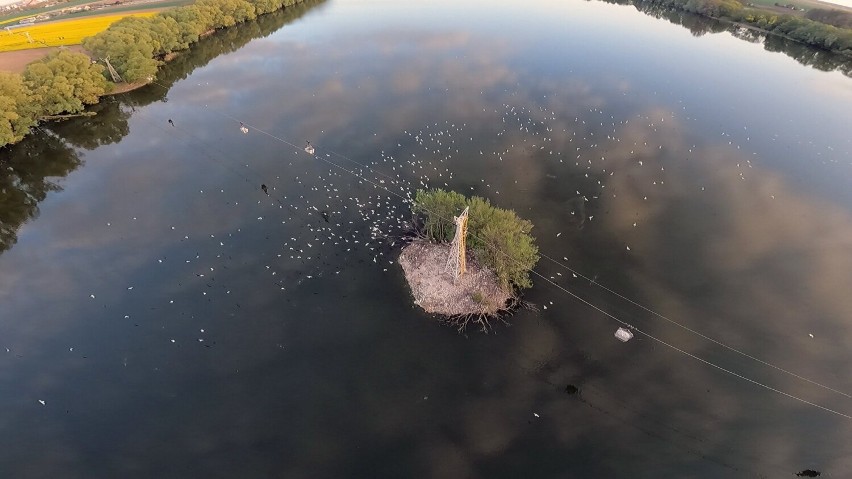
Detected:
[
  {"left": 0, "top": 72, "right": 37, "bottom": 145},
  {"left": 413, "top": 189, "right": 540, "bottom": 290}
]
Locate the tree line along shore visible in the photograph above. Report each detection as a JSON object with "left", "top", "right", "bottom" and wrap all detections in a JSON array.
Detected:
[
  {"left": 1, "top": 0, "right": 307, "bottom": 148},
  {"left": 3, "top": 0, "right": 850, "bottom": 148},
  {"left": 613, "top": 0, "right": 852, "bottom": 56}
]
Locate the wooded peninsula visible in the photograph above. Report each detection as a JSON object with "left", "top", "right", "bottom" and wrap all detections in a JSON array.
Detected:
[{"left": 0, "top": 0, "right": 307, "bottom": 148}]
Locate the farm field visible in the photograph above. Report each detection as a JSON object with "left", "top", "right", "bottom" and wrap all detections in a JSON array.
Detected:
[
  {"left": 0, "top": 44, "right": 87, "bottom": 72},
  {"left": 0, "top": 11, "right": 157, "bottom": 52},
  {"left": 0, "top": 0, "right": 193, "bottom": 26},
  {"left": 58, "top": 0, "right": 193, "bottom": 20},
  {"left": 0, "top": 0, "right": 96, "bottom": 25}
]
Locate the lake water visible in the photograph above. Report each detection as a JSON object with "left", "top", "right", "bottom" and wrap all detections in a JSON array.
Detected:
[{"left": 2, "top": 0, "right": 852, "bottom": 477}]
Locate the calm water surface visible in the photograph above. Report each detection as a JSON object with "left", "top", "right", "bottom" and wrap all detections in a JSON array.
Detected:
[{"left": 1, "top": 0, "right": 852, "bottom": 477}]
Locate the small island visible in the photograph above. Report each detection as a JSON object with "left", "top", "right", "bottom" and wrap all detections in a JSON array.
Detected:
[{"left": 399, "top": 189, "right": 540, "bottom": 332}]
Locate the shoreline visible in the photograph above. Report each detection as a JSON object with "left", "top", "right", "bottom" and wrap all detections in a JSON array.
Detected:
[
  {"left": 103, "top": 79, "right": 152, "bottom": 95},
  {"left": 2, "top": 0, "right": 308, "bottom": 143},
  {"left": 624, "top": 0, "right": 852, "bottom": 59}
]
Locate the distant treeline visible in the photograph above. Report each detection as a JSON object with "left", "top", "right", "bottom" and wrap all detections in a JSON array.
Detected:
[
  {"left": 636, "top": 0, "right": 852, "bottom": 56},
  {"left": 805, "top": 8, "right": 852, "bottom": 30},
  {"left": 1, "top": 0, "right": 306, "bottom": 148}
]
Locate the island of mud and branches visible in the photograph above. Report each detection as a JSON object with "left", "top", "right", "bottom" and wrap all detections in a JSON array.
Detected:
[{"left": 399, "top": 189, "right": 540, "bottom": 332}]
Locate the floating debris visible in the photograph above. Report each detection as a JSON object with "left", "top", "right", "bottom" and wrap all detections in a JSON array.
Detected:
[{"left": 614, "top": 327, "right": 634, "bottom": 342}]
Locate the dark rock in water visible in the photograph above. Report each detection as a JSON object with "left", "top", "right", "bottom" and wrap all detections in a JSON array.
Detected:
[
  {"left": 261, "top": 184, "right": 268, "bottom": 195},
  {"left": 796, "top": 469, "right": 820, "bottom": 477},
  {"left": 321, "top": 211, "right": 330, "bottom": 222},
  {"left": 565, "top": 384, "right": 579, "bottom": 395}
]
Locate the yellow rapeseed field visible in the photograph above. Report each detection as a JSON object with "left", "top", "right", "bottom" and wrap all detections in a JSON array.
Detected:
[{"left": 0, "top": 12, "right": 157, "bottom": 53}]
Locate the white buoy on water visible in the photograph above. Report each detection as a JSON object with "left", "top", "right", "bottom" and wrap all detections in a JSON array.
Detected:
[{"left": 614, "top": 327, "right": 634, "bottom": 342}]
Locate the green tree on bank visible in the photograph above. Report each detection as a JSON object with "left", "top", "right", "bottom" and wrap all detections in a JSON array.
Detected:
[
  {"left": 23, "top": 50, "right": 108, "bottom": 116},
  {"left": 0, "top": 72, "right": 36, "bottom": 145},
  {"left": 1, "top": 51, "right": 106, "bottom": 145},
  {"left": 414, "top": 189, "right": 540, "bottom": 290},
  {"left": 82, "top": 0, "right": 301, "bottom": 83}
]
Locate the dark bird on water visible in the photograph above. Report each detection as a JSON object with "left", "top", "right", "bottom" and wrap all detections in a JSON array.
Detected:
[
  {"left": 796, "top": 470, "right": 820, "bottom": 477},
  {"left": 321, "top": 211, "right": 330, "bottom": 222},
  {"left": 168, "top": 119, "right": 174, "bottom": 126},
  {"left": 261, "top": 184, "right": 268, "bottom": 195}
]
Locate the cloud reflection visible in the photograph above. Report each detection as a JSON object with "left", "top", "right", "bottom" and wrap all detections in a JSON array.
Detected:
[{"left": 1, "top": 9, "right": 852, "bottom": 479}]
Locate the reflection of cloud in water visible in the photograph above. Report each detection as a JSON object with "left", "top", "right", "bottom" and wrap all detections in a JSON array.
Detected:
[
  {"left": 600, "top": 113, "right": 852, "bottom": 358},
  {"left": 170, "top": 54, "right": 852, "bottom": 473},
  {"left": 3, "top": 22, "right": 852, "bottom": 478},
  {"left": 421, "top": 439, "right": 474, "bottom": 478},
  {"left": 582, "top": 112, "right": 852, "bottom": 468},
  {"left": 462, "top": 397, "right": 518, "bottom": 455},
  {"left": 175, "top": 29, "right": 515, "bottom": 149}
]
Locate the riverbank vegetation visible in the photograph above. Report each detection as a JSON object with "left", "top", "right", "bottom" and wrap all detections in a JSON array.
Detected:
[
  {"left": 805, "top": 8, "right": 852, "bottom": 29},
  {"left": 83, "top": 0, "right": 308, "bottom": 83},
  {"left": 1, "top": 50, "right": 107, "bottom": 144},
  {"left": 625, "top": 0, "right": 852, "bottom": 57},
  {"left": 0, "top": 0, "right": 307, "bottom": 148}
]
